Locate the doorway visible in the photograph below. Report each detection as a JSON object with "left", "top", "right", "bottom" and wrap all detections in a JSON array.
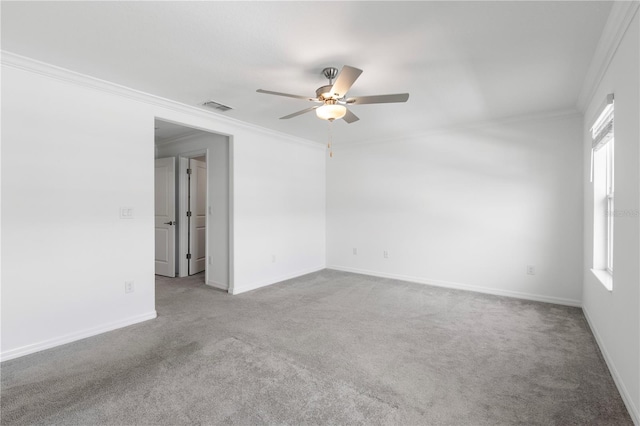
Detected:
[
  {"left": 154, "top": 153, "right": 207, "bottom": 278},
  {"left": 153, "top": 119, "right": 231, "bottom": 291}
]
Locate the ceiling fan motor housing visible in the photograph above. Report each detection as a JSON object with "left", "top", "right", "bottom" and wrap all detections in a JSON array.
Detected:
[{"left": 316, "top": 85, "right": 335, "bottom": 101}]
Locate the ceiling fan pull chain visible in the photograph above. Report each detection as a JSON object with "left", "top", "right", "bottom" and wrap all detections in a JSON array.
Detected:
[{"left": 328, "top": 119, "right": 334, "bottom": 158}]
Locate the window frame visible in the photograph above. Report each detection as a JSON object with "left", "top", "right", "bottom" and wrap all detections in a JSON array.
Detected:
[{"left": 590, "top": 94, "right": 614, "bottom": 291}]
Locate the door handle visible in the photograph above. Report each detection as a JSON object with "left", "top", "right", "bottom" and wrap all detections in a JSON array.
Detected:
[{"left": 164, "top": 221, "right": 175, "bottom": 225}]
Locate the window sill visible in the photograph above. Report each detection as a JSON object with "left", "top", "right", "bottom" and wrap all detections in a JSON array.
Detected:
[{"left": 591, "top": 269, "right": 613, "bottom": 291}]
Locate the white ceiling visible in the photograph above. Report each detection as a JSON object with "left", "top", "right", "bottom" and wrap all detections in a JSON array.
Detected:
[{"left": 2, "top": 1, "right": 611, "bottom": 145}]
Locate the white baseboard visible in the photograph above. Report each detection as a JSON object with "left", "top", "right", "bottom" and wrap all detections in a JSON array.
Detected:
[
  {"left": 207, "top": 280, "right": 229, "bottom": 291},
  {"left": 583, "top": 307, "right": 639, "bottom": 425},
  {"left": 0, "top": 311, "right": 157, "bottom": 362},
  {"left": 328, "top": 265, "right": 582, "bottom": 307},
  {"left": 231, "top": 265, "right": 325, "bottom": 295}
]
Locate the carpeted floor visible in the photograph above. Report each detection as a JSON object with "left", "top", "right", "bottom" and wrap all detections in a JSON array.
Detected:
[{"left": 1, "top": 270, "right": 632, "bottom": 425}]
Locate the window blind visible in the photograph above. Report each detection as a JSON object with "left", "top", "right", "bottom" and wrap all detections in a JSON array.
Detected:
[
  {"left": 590, "top": 94, "right": 614, "bottom": 182},
  {"left": 591, "top": 94, "right": 614, "bottom": 148},
  {"left": 592, "top": 110, "right": 614, "bottom": 151}
]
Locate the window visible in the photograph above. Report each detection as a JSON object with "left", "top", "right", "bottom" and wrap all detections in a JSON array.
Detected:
[{"left": 590, "top": 94, "right": 614, "bottom": 290}]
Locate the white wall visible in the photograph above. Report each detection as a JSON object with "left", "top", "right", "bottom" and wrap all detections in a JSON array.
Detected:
[
  {"left": 156, "top": 132, "right": 231, "bottom": 289},
  {"left": 1, "top": 54, "right": 326, "bottom": 360},
  {"left": 2, "top": 63, "right": 157, "bottom": 360},
  {"left": 581, "top": 10, "right": 639, "bottom": 422},
  {"left": 327, "top": 112, "right": 584, "bottom": 306},
  {"left": 231, "top": 130, "right": 326, "bottom": 294}
]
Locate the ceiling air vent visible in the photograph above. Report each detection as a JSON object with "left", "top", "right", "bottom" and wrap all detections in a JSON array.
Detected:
[{"left": 202, "top": 100, "right": 233, "bottom": 112}]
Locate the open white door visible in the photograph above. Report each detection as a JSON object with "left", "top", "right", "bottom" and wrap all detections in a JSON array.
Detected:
[
  {"left": 188, "top": 158, "right": 207, "bottom": 275},
  {"left": 155, "top": 157, "right": 176, "bottom": 277}
]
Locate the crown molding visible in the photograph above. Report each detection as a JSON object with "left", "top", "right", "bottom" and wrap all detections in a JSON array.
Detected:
[
  {"left": 576, "top": 1, "right": 640, "bottom": 112},
  {"left": 0, "top": 50, "right": 323, "bottom": 150}
]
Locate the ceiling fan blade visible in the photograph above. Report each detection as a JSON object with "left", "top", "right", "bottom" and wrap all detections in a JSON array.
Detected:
[
  {"left": 343, "top": 109, "right": 360, "bottom": 124},
  {"left": 257, "top": 89, "right": 317, "bottom": 102},
  {"left": 346, "top": 93, "right": 409, "bottom": 105},
  {"left": 330, "top": 65, "right": 363, "bottom": 98},
  {"left": 280, "top": 106, "right": 320, "bottom": 119}
]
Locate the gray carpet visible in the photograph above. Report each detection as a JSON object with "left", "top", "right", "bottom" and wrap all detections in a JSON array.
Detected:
[{"left": 1, "top": 270, "right": 631, "bottom": 425}]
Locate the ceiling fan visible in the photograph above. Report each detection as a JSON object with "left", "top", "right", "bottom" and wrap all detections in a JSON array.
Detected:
[{"left": 256, "top": 65, "right": 409, "bottom": 123}]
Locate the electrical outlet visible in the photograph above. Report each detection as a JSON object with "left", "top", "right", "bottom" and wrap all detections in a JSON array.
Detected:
[
  {"left": 119, "top": 207, "right": 134, "bottom": 219},
  {"left": 208, "top": 256, "right": 212, "bottom": 265},
  {"left": 272, "top": 254, "right": 276, "bottom": 263},
  {"left": 125, "top": 281, "right": 135, "bottom": 293},
  {"left": 527, "top": 265, "right": 536, "bottom": 275},
  {"left": 353, "top": 248, "right": 358, "bottom": 255},
  {"left": 383, "top": 250, "right": 389, "bottom": 259}
]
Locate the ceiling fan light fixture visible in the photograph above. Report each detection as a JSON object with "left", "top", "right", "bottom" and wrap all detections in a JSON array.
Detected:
[{"left": 316, "top": 104, "right": 347, "bottom": 121}]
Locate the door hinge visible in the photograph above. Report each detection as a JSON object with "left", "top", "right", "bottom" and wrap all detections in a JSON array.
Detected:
[
  {"left": 186, "top": 253, "right": 192, "bottom": 260},
  {"left": 187, "top": 211, "right": 192, "bottom": 217},
  {"left": 187, "top": 168, "right": 192, "bottom": 175}
]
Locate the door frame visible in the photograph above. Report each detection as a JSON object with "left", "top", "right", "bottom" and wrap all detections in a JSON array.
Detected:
[
  {"left": 154, "top": 117, "right": 234, "bottom": 294},
  {"left": 177, "top": 149, "right": 208, "bottom": 279}
]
